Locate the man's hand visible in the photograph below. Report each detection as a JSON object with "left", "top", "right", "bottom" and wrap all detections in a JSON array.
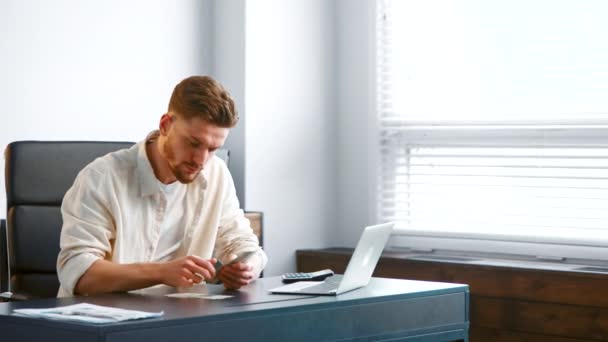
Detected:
[
  {"left": 218, "top": 254, "right": 254, "bottom": 290},
  {"left": 159, "top": 255, "right": 217, "bottom": 288}
]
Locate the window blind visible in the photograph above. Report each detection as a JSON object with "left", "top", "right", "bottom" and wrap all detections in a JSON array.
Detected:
[{"left": 377, "top": 0, "right": 608, "bottom": 258}]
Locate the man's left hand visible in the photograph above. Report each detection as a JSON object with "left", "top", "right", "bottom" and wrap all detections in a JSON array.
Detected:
[{"left": 218, "top": 258, "right": 254, "bottom": 290}]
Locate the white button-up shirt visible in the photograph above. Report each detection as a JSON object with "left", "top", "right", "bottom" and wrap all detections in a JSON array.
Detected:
[{"left": 56, "top": 135, "right": 267, "bottom": 297}]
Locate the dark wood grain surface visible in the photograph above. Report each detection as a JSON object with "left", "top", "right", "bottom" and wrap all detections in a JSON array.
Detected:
[{"left": 297, "top": 248, "right": 608, "bottom": 342}]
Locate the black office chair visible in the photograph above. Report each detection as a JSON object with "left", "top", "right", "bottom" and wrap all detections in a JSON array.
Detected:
[
  {"left": 2, "top": 141, "right": 134, "bottom": 300},
  {"left": 0, "top": 141, "right": 231, "bottom": 301}
]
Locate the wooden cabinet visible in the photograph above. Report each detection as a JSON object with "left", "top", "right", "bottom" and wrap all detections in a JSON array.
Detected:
[{"left": 297, "top": 248, "right": 608, "bottom": 342}]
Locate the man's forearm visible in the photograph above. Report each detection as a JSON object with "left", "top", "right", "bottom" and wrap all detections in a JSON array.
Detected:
[{"left": 74, "top": 259, "right": 162, "bottom": 295}]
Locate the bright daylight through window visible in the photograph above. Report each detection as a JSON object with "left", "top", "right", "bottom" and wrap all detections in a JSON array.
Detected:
[{"left": 377, "top": 0, "right": 608, "bottom": 262}]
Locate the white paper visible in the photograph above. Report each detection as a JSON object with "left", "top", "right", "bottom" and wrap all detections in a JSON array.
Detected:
[
  {"left": 13, "top": 303, "right": 163, "bottom": 324},
  {"left": 165, "top": 293, "right": 233, "bottom": 300}
]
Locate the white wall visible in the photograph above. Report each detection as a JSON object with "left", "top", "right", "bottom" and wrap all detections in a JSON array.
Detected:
[
  {"left": 245, "top": 0, "right": 337, "bottom": 275},
  {"left": 210, "top": 0, "right": 247, "bottom": 206},
  {"left": 1, "top": 0, "right": 342, "bottom": 277},
  {"left": 0, "top": 0, "right": 212, "bottom": 216},
  {"left": 335, "top": 0, "right": 377, "bottom": 246}
]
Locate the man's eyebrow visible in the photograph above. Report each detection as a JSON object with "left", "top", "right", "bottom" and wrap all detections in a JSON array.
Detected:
[
  {"left": 188, "top": 135, "right": 203, "bottom": 145},
  {"left": 188, "top": 136, "right": 221, "bottom": 150}
]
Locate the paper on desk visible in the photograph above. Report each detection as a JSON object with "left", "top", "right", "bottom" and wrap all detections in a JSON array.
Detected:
[
  {"left": 166, "top": 293, "right": 233, "bottom": 300},
  {"left": 13, "top": 303, "right": 163, "bottom": 324}
]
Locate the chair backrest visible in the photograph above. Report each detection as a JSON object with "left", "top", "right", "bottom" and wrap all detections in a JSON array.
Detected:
[
  {"left": 5, "top": 141, "right": 134, "bottom": 298},
  {"left": 3, "top": 141, "right": 231, "bottom": 299}
]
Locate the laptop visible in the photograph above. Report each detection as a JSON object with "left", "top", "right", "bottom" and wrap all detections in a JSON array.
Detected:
[{"left": 269, "top": 222, "right": 394, "bottom": 296}]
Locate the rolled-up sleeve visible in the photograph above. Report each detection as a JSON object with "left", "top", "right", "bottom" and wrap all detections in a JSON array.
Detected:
[
  {"left": 56, "top": 168, "right": 115, "bottom": 296},
  {"left": 214, "top": 170, "right": 268, "bottom": 278}
]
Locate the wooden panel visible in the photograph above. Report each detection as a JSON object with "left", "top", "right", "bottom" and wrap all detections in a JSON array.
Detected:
[
  {"left": 297, "top": 250, "right": 350, "bottom": 274},
  {"left": 471, "top": 327, "right": 592, "bottom": 342},
  {"left": 244, "top": 211, "right": 263, "bottom": 247},
  {"left": 297, "top": 249, "right": 608, "bottom": 342},
  {"left": 472, "top": 296, "right": 608, "bottom": 340},
  {"left": 384, "top": 258, "right": 608, "bottom": 308},
  {"left": 298, "top": 249, "right": 608, "bottom": 307}
]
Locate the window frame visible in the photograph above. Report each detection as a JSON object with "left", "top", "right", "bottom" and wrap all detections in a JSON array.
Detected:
[{"left": 373, "top": 0, "right": 608, "bottom": 264}]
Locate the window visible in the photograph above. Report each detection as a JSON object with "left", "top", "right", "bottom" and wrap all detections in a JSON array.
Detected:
[{"left": 377, "top": 0, "right": 608, "bottom": 262}]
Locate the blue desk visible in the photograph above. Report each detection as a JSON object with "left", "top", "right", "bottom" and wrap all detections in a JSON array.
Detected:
[{"left": 0, "top": 276, "right": 469, "bottom": 341}]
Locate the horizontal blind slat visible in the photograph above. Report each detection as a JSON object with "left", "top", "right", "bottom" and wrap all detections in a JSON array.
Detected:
[{"left": 377, "top": 0, "right": 608, "bottom": 249}]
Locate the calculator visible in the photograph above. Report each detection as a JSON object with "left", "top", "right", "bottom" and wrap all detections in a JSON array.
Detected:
[{"left": 281, "top": 269, "right": 335, "bottom": 283}]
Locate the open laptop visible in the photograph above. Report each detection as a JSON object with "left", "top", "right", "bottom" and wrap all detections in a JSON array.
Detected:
[{"left": 269, "top": 222, "right": 394, "bottom": 296}]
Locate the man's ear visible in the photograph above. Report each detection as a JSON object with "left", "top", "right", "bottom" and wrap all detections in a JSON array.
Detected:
[{"left": 159, "top": 113, "right": 173, "bottom": 135}]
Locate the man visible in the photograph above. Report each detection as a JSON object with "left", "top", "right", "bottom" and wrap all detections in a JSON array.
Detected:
[{"left": 56, "top": 76, "right": 267, "bottom": 297}]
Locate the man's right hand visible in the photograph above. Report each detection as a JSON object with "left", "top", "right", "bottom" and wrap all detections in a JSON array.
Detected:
[
  {"left": 74, "top": 255, "right": 217, "bottom": 295},
  {"left": 158, "top": 255, "right": 217, "bottom": 288}
]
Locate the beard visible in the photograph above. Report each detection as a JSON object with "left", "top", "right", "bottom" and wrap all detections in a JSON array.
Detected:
[
  {"left": 172, "top": 163, "right": 200, "bottom": 184},
  {"left": 162, "top": 136, "right": 201, "bottom": 184}
]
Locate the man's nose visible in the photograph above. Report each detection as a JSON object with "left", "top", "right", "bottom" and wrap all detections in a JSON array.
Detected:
[{"left": 193, "top": 148, "right": 209, "bottom": 166}]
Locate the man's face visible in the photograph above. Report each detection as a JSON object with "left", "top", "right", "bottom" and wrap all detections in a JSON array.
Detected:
[{"left": 161, "top": 114, "right": 229, "bottom": 184}]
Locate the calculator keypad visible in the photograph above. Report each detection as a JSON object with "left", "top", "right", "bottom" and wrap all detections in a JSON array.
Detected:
[{"left": 284, "top": 273, "right": 310, "bottom": 279}]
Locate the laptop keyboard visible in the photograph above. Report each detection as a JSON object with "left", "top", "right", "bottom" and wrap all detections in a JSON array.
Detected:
[{"left": 298, "top": 279, "right": 340, "bottom": 293}]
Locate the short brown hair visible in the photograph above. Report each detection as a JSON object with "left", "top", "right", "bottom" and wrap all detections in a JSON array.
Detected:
[{"left": 168, "top": 75, "right": 238, "bottom": 127}]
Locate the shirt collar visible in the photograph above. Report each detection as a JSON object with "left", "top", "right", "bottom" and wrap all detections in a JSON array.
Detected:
[{"left": 136, "top": 131, "right": 207, "bottom": 197}]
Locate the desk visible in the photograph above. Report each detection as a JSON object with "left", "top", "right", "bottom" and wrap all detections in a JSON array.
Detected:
[{"left": 0, "top": 277, "right": 469, "bottom": 341}]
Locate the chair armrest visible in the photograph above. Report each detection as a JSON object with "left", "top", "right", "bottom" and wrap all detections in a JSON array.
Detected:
[
  {"left": 0, "top": 291, "right": 31, "bottom": 302},
  {"left": 244, "top": 211, "right": 263, "bottom": 248},
  {"left": 0, "top": 219, "right": 7, "bottom": 294}
]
